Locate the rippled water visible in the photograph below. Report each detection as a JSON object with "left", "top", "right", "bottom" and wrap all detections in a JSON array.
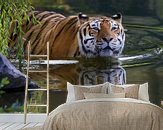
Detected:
[{"left": 0, "top": 57, "right": 163, "bottom": 113}]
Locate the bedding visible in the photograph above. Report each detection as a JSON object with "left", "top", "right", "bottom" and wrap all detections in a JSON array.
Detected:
[
  {"left": 111, "top": 84, "right": 139, "bottom": 99},
  {"left": 109, "top": 82, "right": 149, "bottom": 102},
  {"left": 66, "top": 82, "right": 108, "bottom": 102},
  {"left": 84, "top": 92, "right": 125, "bottom": 99},
  {"left": 42, "top": 98, "right": 163, "bottom": 130}
]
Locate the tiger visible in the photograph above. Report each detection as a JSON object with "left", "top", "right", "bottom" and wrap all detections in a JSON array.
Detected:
[
  {"left": 79, "top": 65, "right": 126, "bottom": 85},
  {"left": 8, "top": 11, "right": 125, "bottom": 59}
]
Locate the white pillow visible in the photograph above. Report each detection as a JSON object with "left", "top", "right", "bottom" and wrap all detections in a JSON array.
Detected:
[
  {"left": 138, "top": 83, "right": 149, "bottom": 102},
  {"left": 84, "top": 92, "right": 125, "bottom": 99},
  {"left": 66, "top": 82, "right": 75, "bottom": 103},
  {"left": 66, "top": 82, "right": 108, "bottom": 103},
  {"left": 108, "top": 82, "right": 149, "bottom": 102}
]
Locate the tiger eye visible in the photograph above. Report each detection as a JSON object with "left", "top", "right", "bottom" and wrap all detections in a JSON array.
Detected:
[{"left": 90, "top": 29, "right": 98, "bottom": 36}]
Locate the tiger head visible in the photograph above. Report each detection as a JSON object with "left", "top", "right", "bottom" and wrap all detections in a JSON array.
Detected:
[
  {"left": 77, "top": 13, "right": 125, "bottom": 57},
  {"left": 96, "top": 14, "right": 125, "bottom": 57}
]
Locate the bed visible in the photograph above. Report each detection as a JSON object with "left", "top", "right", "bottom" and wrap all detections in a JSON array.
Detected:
[{"left": 42, "top": 82, "right": 163, "bottom": 130}]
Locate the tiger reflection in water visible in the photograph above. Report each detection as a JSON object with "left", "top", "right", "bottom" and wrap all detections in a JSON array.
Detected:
[
  {"left": 79, "top": 65, "right": 126, "bottom": 85},
  {"left": 27, "top": 64, "right": 126, "bottom": 89}
]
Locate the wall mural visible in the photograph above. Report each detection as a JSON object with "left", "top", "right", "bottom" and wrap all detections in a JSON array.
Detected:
[{"left": 1, "top": 0, "right": 163, "bottom": 113}]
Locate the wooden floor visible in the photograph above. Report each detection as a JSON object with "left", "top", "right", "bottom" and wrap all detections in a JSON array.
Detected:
[
  {"left": 0, "top": 114, "right": 46, "bottom": 130},
  {"left": 0, "top": 122, "right": 43, "bottom": 130}
]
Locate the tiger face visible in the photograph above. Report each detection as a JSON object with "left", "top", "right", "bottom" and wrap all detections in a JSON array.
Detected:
[
  {"left": 77, "top": 13, "right": 125, "bottom": 57},
  {"left": 79, "top": 66, "right": 126, "bottom": 85},
  {"left": 96, "top": 18, "right": 125, "bottom": 57}
]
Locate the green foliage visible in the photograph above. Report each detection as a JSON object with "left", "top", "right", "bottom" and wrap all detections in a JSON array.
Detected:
[
  {"left": 28, "top": 91, "right": 46, "bottom": 113},
  {"left": 0, "top": 77, "right": 9, "bottom": 89},
  {"left": 0, "top": 77, "right": 9, "bottom": 98},
  {"left": 0, "top": 100, "right": 24, "bottom": 113},
  {"left": 0, "top": 0, "right": 35, "bottom": 69}
]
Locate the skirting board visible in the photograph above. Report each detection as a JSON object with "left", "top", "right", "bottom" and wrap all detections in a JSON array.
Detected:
[{"left": 0, "top": 113, "right": 47, "bottom": 123}]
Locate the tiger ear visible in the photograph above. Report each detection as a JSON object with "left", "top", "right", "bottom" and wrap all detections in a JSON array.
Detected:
[
  {"left": 78, "top": 12, "right": 89, "bottom": 25},
  {"left": 111, "top": 13, "right": 122, "bottom": 23}
]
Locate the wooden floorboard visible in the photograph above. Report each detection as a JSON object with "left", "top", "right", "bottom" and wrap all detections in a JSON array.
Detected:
[
  {"left": 3, "top": 123, "right": 21, "bottom": 130},
  {"left": 0, "top": 122, "right": 43, "bottom": 130},
  {"left": 22, "top": 123, "right": 38, "bottom": 129},
  {"left": 35, "top": 122, "right": 43, "bottom": 127},
  {"left": 0, "top": 113, "right": 47, "bottom": 123},
  {"left": 0, "top": 114, "right": 45, "bottom": 130},
  {"left": 0, "top": 123, "right": 6, "bottom": 127},
  {"left": 0, "top": 123, "right": 14, "bottom": 130},
  {"left": 12, "top": 123, "right": 30, "bottom": 130}
]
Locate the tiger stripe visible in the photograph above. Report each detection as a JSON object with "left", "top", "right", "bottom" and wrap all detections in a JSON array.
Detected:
[{"left": 8, "top": 11, "right": 125, "bottom": 59}]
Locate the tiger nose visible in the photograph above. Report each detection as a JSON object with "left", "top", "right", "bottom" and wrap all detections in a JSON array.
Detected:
[
  {"left": 112, "top": 39, "right": 118, "bottom": 42},
  {"left": 105, "top": 35, "right": 117, "bottom": 42},
  {"left": 104, "top": 34, "right": 116, "bottom": 41}
]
